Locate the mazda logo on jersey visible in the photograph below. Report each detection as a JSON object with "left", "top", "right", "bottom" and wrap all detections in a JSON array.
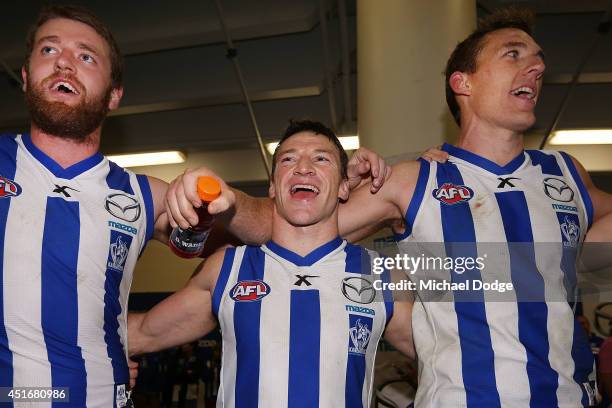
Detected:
[
  {"left": 342, "top": 277, "right": 376, "bottom": 304},
  {"left": 432, "top": 182, "right": 474, "bottom": 205},
  {"left": 230, "top": 280, "right": 271, "bottom": 302},
  {"left": 0, "top": 176, "right": 22, "bottom": 198},
  {"left": 543, "top": 177, "right": 574, "bottom": 202},
  {"left": 105, "top": 193, "right": 141, "bottom": 222}
]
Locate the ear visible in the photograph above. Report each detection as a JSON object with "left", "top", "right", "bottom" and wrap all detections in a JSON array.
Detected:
[
  {"left": 449, "top": 71, "right": 471, "bottom": 96},
  {"left": 108, "top": 87, "right": 124, "bottom": 110},
  {"left": 268, "top": 180, "right": 276, "bottom": 199},
  {"left": 338, "top": 178, "right": 349, "bottom": 201},
  {"left": 21, "top": 66, "right": 28, "bottom": 92}
]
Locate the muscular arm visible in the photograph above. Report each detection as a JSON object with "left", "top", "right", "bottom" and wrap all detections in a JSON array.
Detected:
[
  {"left": 219, "top": 189, "right": 273, "bottom": 245},
  {"left": 571, "top": 157, "right": 612, "bottom": 239},
  {"left": 339, "top": 160, "right": 421, "bottom": 242},
  {"left": 383, "top": 300, "right": 415, "bottom": 359},
  {"left": 128, "top": 249, "right": 226, "bottom": 355},
  {"left": 148, "top": 176, "right": 171, "bottom": 243}
]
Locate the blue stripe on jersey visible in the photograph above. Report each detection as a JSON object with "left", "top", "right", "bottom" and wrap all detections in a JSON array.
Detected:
[
  {"left": 266, "top": 236, "right": 343, "bottom": 266},
  {"left": 495, "top": 191, "right": 558, "bottom": 407},
  {"left": 41, "top": 198, "right": 87, "bottom": 407},
  {"left": 106, "top": 161, "right": 134, "bottom": 195},
  {"left": 442, "top": 143, "right": 526, "bottom": 175},
  {"left": 555, "top": 210, "right": 593, "bottom": 406},
  {"left": 288, "top": 290, "right": 320, "bottom": 408},
  {"left": 104, "top": 230, "right": 133, "bottom": 385},
  {"left": 0, "top": 134, "right": 18, "bottom": 391},
  {"left": 344, "top": 243, "right": 371, "bottom": 275},
  {"left": 380, "top": 264, "right": 394, "bottom": 325},
  {"left": 135, "top": 174, "right": 154, "bottom": 247},
  {"left": 22, "top": 134, "right": 104, "bottom": 180},
  {"left": 234, "top": 246, "right": 265, "bottom": 407},
  {"left": 345, "top": 314, "right": 373, "bottom": 408},
  {"left": 396, "top": 159, "right": 430, "bottom": 241},
  {"left": 557, "top": 212, "right": 580, "bottom": 305},
  {"left": 212, "top": 247, "right": 236, "bottom": 318},
  {"left": 571, "top": 318, "right": 594, "bottom": 407},
  {"left": 436, "top": 162, "right": 501, "bottom": 408},
  {"left": 525, "top": 150, "right": 563, "bottom": 176},
  {"left": 559, "top": 152, "right": 594, "bottom": 228}
]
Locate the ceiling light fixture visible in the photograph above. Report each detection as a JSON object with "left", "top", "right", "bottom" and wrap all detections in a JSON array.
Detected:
[
  {"left": 107, "top": 151, "right": 186, "bottom": 167},
  {"left": 549, "top": 129, "right": 612, "bottom": 145},
  {"left": 266, "top": 135, "right": 360, "bottom": 155}
]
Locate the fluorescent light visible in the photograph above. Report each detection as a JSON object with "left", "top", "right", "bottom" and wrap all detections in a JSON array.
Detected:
[
  {"left": 107, "top": 151, "right": 186, "bottom": 167},
  {"left": 549, "top": 129, "right": 612, "bottom": 145},
  {"left": 266, "top": 135, "right": 360, "bottom": 155}
]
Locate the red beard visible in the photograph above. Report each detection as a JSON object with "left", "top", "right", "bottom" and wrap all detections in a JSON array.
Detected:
[{"left": 25, "top": 73, "right": 112, "bottom": 141}]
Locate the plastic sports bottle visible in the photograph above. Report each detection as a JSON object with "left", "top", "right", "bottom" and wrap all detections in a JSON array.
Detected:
[{"left": 169, "top": 176, "right": 221, "bottom": 258}]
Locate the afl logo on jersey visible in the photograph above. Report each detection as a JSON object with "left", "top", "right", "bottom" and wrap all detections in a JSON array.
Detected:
[
  {"left": 0, "top": 176, "right": 22, "bottom": 198},
  {"left": 230, "top": 280, "right": 271, "bottom": 302},
  {"left": 433, "top": 183, "right": 474, "bottom": 205}
]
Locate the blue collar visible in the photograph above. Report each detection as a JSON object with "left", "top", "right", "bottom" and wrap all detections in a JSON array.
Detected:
[
  {"left": 22, "top": 133, "right": 104, "bottom": 180},
  {"left": 265, "top": 236, "right": 344, "bottom": 266},
  {"left": 442, "top": 143, "right": 526, "bottom": 175}
]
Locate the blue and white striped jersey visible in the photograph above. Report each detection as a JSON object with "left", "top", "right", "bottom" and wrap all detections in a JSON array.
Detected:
[
  {"left": 398, "top": 143, "right": 595, "bottom": 408},
  {"left": 211, "top": 238, "right": 393, "bottom": 408},
  {"left": 0, "top": 133, "right": 154, "bottom": 407}
]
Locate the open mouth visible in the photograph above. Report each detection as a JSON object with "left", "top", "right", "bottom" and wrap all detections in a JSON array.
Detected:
[
  {"left": 290, "top": 184, "right": 320, "bottom": 199},
  {"left": 510, "top": 86, "right": 535, "bottom": 100},
  {"left": 50, "top": 80, "right": 80, "bottom": 95}
]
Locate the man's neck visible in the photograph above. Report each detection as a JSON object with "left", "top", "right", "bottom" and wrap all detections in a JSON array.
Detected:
[
  {"left": 270, "top": 211, "right": 340, "bottom": 257},
  {"left": 456, "top": 119, "right": 526, "bottom": 166},
  {"left": 30, "top": 125, "right": 101, "bottom": 168}
]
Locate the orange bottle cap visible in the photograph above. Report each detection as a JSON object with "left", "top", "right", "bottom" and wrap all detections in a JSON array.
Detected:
[{"left": 197, "top": 176, "right": 221, "bottom": 202}]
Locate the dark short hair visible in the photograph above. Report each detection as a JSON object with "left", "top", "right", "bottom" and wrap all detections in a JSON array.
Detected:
[
  {"left": 25, "top": 4, "right": 124, "bottom": 89},
  {"left": 444, "top": 6, "right": 535, "bottom": 125},
  {"left": 271, "top": 119, "right": 348, "bottom": 180}
]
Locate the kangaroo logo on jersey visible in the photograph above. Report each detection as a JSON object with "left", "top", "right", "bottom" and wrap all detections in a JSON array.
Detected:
[
  {"left": 0, "top": 176, "right": 22, "bottom": 198},
  {"left": 108, "top": 234, "right": 130, "bottom": 272},
  {"left": 342, "top": 277, "right": 376, "bottom": 304},
  {"left": 543, "top": 177, "right": 574, "bottom": 202},
  {"left": 348, "top": 315, "right": 373, "bottom": 355},
  {"left": 433, "top": 183, "right": 474, "bottom": 205},
  {"left": 230, "top": 280, "right": 271, "bottom": 302},
  {"left": 560, "top": 216, "right": 580, "bottom": 248},
  {"left": 105, "top": 193, "right": 141, "bottom": 222}
]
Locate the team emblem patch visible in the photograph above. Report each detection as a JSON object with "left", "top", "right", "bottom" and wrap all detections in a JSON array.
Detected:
[
  {"left": 230, "top": 280, "right": 271, "bottom": 302},
  {"left": 348, "top": 315, "right": 373, "bottom": 355},
  {"left": 0, "top": 176, "right": 22, "bottom": 198},
  {"left": 560, "top": 216, "right": 580, "bottom": 248},
  {"left": 433, "top": 182, "right": 474, "bottom": 205}
]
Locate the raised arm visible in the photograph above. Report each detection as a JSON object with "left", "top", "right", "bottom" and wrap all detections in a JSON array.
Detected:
[{"left": 128, "top": 249, "right": 226, "bottom": 355}]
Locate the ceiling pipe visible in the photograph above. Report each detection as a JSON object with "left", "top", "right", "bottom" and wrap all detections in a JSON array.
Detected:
[
  {"left": 337, "top": 0, "right": 353, "bottom": 131},
  {"left": 0, "top": 59, "right": 22, "bottom": 88},
  {"left": 213, "top": 0, "right": 271, "bottom": 179},
  {"left": 539, "top": 0, "right": 612, "bottom": 149},
  {"left": 318, "top": 0, "right": 339, "bottom": 130}
]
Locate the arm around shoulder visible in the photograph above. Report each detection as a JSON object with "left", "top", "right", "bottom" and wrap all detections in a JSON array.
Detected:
[{"left": 339, "top": 160, "right": 422, "bottom": 242}]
